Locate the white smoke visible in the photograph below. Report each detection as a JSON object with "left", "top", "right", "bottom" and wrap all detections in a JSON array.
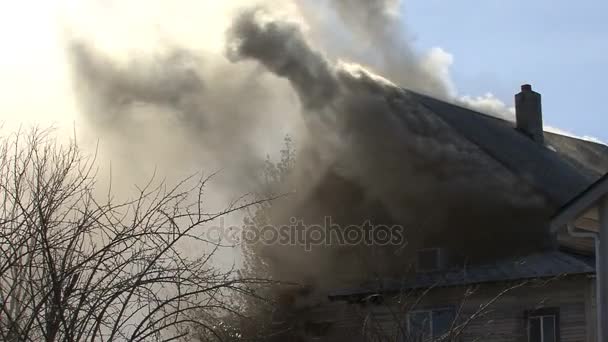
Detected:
[{"left": 458, "top": 93, "right": 515, "bottom": 120}]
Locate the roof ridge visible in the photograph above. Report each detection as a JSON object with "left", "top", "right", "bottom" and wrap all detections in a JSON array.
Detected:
[
  {"left": 402, "top": 88, "right": 514, "bottom": 125},
  {"left": 404, "top": 88, "right": 605, "bottom": 147},
  {"left": 405, "top": 91, "right": 593, "bottom": 208}
]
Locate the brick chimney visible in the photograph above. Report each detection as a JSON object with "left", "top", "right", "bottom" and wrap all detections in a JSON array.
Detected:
[{"left": 515, "top": 84, "right": 543, "bottom": 143}]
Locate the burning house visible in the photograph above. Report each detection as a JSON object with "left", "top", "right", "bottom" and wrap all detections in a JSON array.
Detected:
[
  {"left": 319, "top": 85, "right": 608, "bottom": 342},
  {"left": 219, "top": 9, "right": 608, "bottom": 340},
  {"left": 60, "top": 3, "right": 607, "bottom": 341},
  {"left": 247, "top": 84, "right": 608, "bottom": 342}
]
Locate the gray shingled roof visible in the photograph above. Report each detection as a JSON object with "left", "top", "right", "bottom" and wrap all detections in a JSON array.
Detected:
[
  {"left": 405, "top": 91, "right": 608, "bottom": 209},
  {"left": 328, "top": 251, "right": 595, "bottom": 300},
  {"left": 544, "top": 132, "right": 608, "bottom": 180}
]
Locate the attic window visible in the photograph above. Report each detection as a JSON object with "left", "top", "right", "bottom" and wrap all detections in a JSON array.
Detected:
[{"left": 416, "top": 248, "right": 443, "bottom": 272}]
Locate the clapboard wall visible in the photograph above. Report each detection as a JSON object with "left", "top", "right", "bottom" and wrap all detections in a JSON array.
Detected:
[{"left": 311, "top": 276, "right": 594, "bottom": 341}]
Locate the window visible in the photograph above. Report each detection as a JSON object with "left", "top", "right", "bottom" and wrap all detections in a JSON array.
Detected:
[
  {"left": 407, "top": 307, "right": 455, "bottom": 341},
  {"left": 416, "top": 248, "right": 444, "bottom": 272},
  {"left": 527, "top": 308, "right": 559, "bottom": 342}
]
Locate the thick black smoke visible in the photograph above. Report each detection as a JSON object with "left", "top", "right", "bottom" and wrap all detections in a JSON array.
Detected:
[
  {"left": 227, "top": 7, "right": 549, "bottom": 287},
  {"left": 228, "top": 7, "right": 542, "bottom": 210},
  {"left": 226, "top": 10, "right": 338, "bottom": 111}
]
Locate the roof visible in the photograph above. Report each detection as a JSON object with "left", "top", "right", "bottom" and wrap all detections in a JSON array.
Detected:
[
  {"left": 405, "top": 90, "right": 608, "bottom": 209},
  {"left": 328, "top": 250, "right": 595, "bottom": 300},
  {"left": 551, "top": 172, "right": 608, "bottom": 230},
  {"left": 544, "top": 132, "right": 608, "bottom": 180}
]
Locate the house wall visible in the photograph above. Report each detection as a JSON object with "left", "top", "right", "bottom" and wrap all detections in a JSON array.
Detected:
[
  {"left": 310, "top": 276, "right": 593, "bottom": 342},
  {"left": 453, "top": 278, "right": 590, "bottom": 342}
]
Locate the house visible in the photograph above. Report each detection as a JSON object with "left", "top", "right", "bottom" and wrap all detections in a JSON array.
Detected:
[
  {"left": 551, "top": 172, "right": 608, "bottom": 342},
  {"left": 265, "top": 85, "right": 608, "bottom": 342}
]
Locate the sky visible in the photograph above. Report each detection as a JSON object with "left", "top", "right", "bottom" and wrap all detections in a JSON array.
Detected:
[
  {"left": 0, "top": 0, "right": 605, "bottom": 141},
  {"left": 405, "top": 0, "right": 608, "bottom": 142}
]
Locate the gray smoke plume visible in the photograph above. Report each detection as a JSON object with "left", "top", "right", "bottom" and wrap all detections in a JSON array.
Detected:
[
  {"left": 226, "top": 10, "right": 338, "bottom": 111},
  {"left": 227, "top": 6, "right": 538, "bottom": 204},
  {"left": 66, "top": 0, "right": 455, "bottom": 198},
  {"left": 66, "top": 1, "right": 549, "bottom": 288},
  {"left": 68, "top": 39, "right": 305, "bottom": 200},
  {"left": 226, "top": 7, "right": 548, "bottom": 286}
]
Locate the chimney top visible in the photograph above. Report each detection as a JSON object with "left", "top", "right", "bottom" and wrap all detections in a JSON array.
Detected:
[{"left": 515, "top": 84, "right": 543, "bottom": 144}]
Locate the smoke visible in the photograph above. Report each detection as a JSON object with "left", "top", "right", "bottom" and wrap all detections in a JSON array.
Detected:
[
  {"left": 65, "top": 5, "right": 308, "bottom": 204},
  {"left": 292, "top": 0, "right": 452, "bottom": 96},
  {"left": 226, "top": 9, "right": 338, "bottom": 111},
  {"left": 63, "top": 0, "right": 495, "bottom": 195},
  {"left": 225, "top": 7, "right": 549, "bottom": 287},
  {"left": 458, "top": 92, "right": 515, "bottom": 120},
  {"left": 227, "top": 6, "right": 540, "bottom": 204},
  {"left": 62, "top": 0, "right": 549, "bottom": 284},
  {"left": 69, "top": 41, "right": 299, "bottom": 193}
]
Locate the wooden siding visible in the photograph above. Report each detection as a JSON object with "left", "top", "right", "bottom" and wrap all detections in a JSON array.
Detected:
[
  {"left": 557, "top": 209, "right": 599, "bottom": 255},
  {"left": 313, "top": 276, "right": 593, "bottom": 341}
]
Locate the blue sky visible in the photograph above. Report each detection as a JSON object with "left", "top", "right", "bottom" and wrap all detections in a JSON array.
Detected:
[{"left": 404, "top": 0, "right": 607, "bottom": 141}]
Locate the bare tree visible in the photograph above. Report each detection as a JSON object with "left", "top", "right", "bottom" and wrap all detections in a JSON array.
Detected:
[{"left": 0, "top": 128, "right": 271, "bottom": 342}]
